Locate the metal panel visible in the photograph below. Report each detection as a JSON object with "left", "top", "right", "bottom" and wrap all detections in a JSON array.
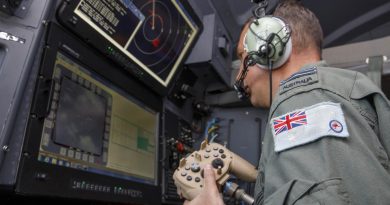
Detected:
[
  {"left": 208, "top": 107, "right": 268, "bottom": 167},
  {"left": 186, "top": 13, "right": 233, "bottom": 86},
  {"left": 0, "top": 0, "right": 53, "bottom": 186}
]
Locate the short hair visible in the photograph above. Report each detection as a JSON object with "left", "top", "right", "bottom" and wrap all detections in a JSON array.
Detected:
[{"left": 273, "top": 0, "right": 323, "bottom": 55}]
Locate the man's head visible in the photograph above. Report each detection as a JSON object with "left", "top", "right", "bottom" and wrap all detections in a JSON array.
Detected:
[{"left": 236, "top": 0, "right": 323, "bottom": 108}]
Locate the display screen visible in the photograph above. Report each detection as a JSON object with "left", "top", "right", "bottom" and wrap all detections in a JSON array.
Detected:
[
  {"left": 54, "top": 77, "right": 107, "bottom": 155},
  {"left": 72, "top": 0, "right": 199, "bottom": 87},
  {"left": 74, "top": 0, "right": 145, "bottom": 48},
  {"left": 38, "top": 53, "right": 159, "bottom": 185}
]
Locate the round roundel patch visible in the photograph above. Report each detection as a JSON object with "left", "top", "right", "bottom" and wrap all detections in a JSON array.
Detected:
[{"left": 329, "top": 120, "right": 343, "bottom": 133}]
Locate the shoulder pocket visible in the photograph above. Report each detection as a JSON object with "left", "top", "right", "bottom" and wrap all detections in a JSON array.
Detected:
[
  {"left": 350, "top": 97, "right": 389, "bottom": 169},
  {"left": 294, "top": 178, "right": 351, "bottom": 205},
  {"left": 264, "top": 178, "right": 351, "bottom": 205}
]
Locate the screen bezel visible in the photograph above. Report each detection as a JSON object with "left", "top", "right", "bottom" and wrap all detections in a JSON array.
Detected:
[
  {"left": 17, "top": 23, "right": 163, "bottom": 204},
  {"left": 56, "top": 0, "right": 203, "bottom": 95}
]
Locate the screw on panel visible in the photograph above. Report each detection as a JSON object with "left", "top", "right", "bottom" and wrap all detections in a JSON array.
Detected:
[{"left": 2, "top": 145, "right": 9, "bottom": 152}]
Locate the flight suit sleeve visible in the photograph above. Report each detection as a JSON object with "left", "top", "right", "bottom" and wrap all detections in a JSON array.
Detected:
[
  {"left": 258, "top": 89, "right": 390, "bottom": 205},
  {"left": 350, "top": 71, "right": 390, "bottom": 159}
]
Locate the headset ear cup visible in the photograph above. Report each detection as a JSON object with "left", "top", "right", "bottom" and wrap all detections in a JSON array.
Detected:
[
  {"left": 273, "top": 37, "right": 292, "bottom": 68},
  {"left": 245, "top": 16, "right": 292, "bottom": 70}
]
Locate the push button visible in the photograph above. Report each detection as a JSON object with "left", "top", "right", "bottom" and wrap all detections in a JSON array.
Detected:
[{"left": 191, "top": 163, "right": 201, "bottom": 173}]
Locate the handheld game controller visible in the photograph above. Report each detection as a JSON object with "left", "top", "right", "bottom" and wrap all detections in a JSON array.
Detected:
[{"left": 173, "top": 140, "right": 257, "bottom": 200}]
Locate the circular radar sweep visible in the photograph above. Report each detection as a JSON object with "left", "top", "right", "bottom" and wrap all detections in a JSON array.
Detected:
[{"left": 129, "top": 0, "right": 192, "bottom": 82}]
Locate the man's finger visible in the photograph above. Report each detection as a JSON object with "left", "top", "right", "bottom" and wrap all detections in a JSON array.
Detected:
[{"left": 203, "top": 164, "right": 218, "bottom": 191}]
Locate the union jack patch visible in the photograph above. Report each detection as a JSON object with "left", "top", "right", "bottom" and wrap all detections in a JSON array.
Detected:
[{"left": 273, "top": 111, "right": 307, "bottom": 135}]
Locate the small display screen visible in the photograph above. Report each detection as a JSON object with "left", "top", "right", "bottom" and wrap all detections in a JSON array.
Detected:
[
  {"left": 54, "top": 77, "right": 106, "bottom": 156},
  {"left": 38, "top": 53, "right": 159, "bottom": 185},
  {"left": 71, "top": 0, "right": 199, "bottom": 87},
  {"left": 74, "top": 0, "right": 145, "bottom": 47}
]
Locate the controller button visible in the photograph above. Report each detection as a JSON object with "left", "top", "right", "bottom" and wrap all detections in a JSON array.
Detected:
[
  {"left": 191, "top": 163, "right": 201, "bottom": 173},
  {"left": 213, "top": 147, "right": 218, "bottom": 150},
  {"left": 181, "top": 172, "right": 187, "bottom": 177},
  {"left": 221, "top": 154, "right": 226, "bottom": 159},
  {"left": 204, "top": 154, "right": 210, "bottom": 158},
  {"left": 185, "top": 166, "right": 190, "bottom": 170},
  {"left": 219, "top": 149, "right": 224, "bottom": 153},
  {"left": 206, "top": 148, "right": 211, "bottom": 152},
  {"left": 186, "top": 176, "right": 192, "bottom": 181},
  {"left": 195, "top": 177, "right": 201, "bottom": 182},
  {"left": 213, "top": 153, "right": 219, "bottom": 157},
  {"left": 212, "top": 158, "right": 224, "bottom": 169}
]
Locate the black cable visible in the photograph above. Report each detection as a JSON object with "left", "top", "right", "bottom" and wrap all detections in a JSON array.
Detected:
[
  {"left": 265, "top": 41, "right": 273, "bottom": 107},
  {"left": 234, "top": 55, "right": 251, "bottom": 100},
  {"left": 268, "top": 60, "right": 273, "bottom": 107},
  {"left": 252, "top": 0, "right": 268, "bottom": 18}
]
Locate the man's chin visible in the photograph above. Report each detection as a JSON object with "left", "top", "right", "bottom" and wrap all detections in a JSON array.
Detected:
[
  {"left": 250, "top": 98, "right": 261, "bottom": 108},
  {"left": 250, "top": 97, "right": 269, "bottom": 108}
]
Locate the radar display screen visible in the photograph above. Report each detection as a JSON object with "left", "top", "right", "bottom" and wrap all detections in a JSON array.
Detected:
[
  {"left": 126, "top": 0, "right": 197, "bottom": 82},
  {"left": 58, "top": 0, "right": 201, "bottom": 92}
]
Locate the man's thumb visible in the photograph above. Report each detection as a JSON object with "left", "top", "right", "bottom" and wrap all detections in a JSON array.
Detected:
[{"left": 203, "top": 164, "right": 218, "bottom": 190}]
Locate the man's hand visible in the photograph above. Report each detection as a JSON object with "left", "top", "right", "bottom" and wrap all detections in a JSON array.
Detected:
[{"left": 183, "top": 164, "right": 225, "bottom": 205}]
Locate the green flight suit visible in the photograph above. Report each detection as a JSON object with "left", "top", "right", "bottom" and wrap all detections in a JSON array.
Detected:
[{"left": 254, "top": 61, "right": 390, "bottom": 204}]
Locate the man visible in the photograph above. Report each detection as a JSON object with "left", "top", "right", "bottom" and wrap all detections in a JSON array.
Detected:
[{"left": 185, "top": 0, "right": 390, "bottom": 204}]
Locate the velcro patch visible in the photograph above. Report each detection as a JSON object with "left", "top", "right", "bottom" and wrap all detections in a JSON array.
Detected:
[{"left": 271, "top": 102, "right": 349, "bottom": 152}]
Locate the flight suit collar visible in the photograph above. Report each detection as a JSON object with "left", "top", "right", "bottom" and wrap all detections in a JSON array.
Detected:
[
  {"left": 300, "top": 60, "right": 328, "bottom": 70},
  {"left": 278, "top": 61, "right": 326, "bottom": 95},
  {"left": 269, "top": 61, "right": 326, "bottom": 119}
]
